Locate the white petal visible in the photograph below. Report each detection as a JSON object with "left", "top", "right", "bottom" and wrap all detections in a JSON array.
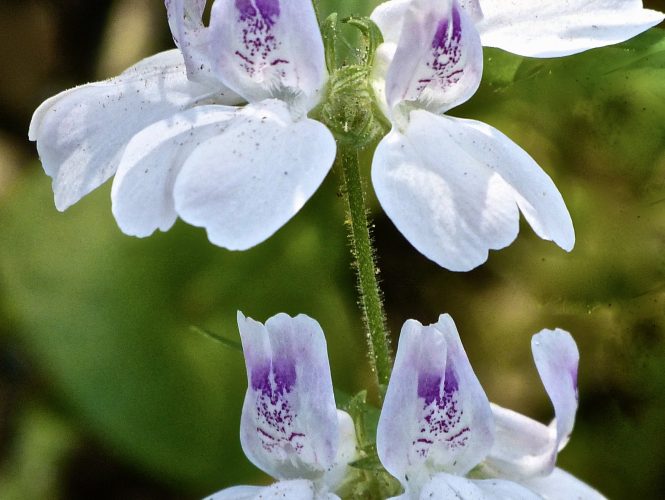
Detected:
[
  {"left": 173, "top": 98, "right": 335, "bottom": 250},
  {"left": 377, "top": 314, "right": 493, "bottom": 489},
  {"left": 484, "top": 330, "right": 580, "bottom": 480},
  {"left": 440, "top": 118, "right": 574, "bottom": 252},
  {"left": 385, "top": 0, "right": 483, "bottom": 115},
  {"left": 29, "top": 50, "right": 238, "bottom": 211},
  {"left": 420, "top": 473, "right": 541, "bottom": 499},
  {"left": 110, "top": 105, "right": 237, "bottom": 237},
  {"left": 521, "top": 467, "right": 607, "bottom": 500},
  {"left": 207, "top": 480, "right": 338, "bottom": 500},
  {"left": 165, "top": 0, "right": 212, "bottom": 83},
  {"left": 473, "top": 478, "right": 542, "bottom": 499},
  {"left": 254, "top": 480, "right": 339, "bottom": 500},
  {"left": 419, "top": 473, "right": 486, "bottom": 499},
  {"left": 237, "top": 312, "right": 339, "bottom": 481},
  {"left": 323, "top": 410, "right": 359, "bottom": 492},
  {"left": 205, "top": 485, "right": 264, "bottom": 500},
  {"left": 459, "top": 0, "right": 484, "bottom": 23},
  {"left": 477, "top": 0, "right": 665, "bottom": 57},
  {"left": 372, "top": 112, "right": 518, "bottom": 272},
  {"left": 209, "top": 0, "right": 326, "bottom": 109},
  {"left": 370, "top": 0, "right": 411, "bottom": 45},
  {"left": 372, "top": 110, "right": 573, "bottom": 271},
  {"left": 532, "top": 329, "right": 579, "bottom": 454},
  {"left": 485, "top": 403, "right": 553, "bottom": 480}
]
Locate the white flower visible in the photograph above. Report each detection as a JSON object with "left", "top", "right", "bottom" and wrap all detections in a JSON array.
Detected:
[
  {"left": 377, "top": 314, "right": 605, "bottom": 499},
  {"left": 29, "top": 0, "right": 336, "bottom": 250},
  {"left": 373, "top": 0, "right": 665, "bottom": 59},
  {"left": 368, "top": 0, "right": 664, "bottom": 271},
  {"left": 206, "top": 312, "right": 358, "bottom": 500}
]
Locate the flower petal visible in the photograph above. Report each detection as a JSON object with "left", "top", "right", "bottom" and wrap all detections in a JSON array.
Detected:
[
  {"left": 459, "top": 0, "right": 483, "bottom": 23},
  {"left": 377, "top": 314, "right": 493, "bottom": 489},
  {"left": 420, "top": 473, "right": 541, "bottom": 499},
  {"left": 237, "top": 312, "right": 339, "bottom": 481},
  {"left": 476, "top": 0, "right": 665, "bottom": 57},
  {"left": 385, "top": 0, "right": 483, "bottom": 115},
  {"left": 205, "top": 485, "right": 264, "bottom": 500},
  {"left": 371, "top": 0, "right": 411, "bottom": 45},
  {"left": 209, "top": 0, "right": 326, "bottom": 109},
  {"left": 206, "top": 480, "right": 339, "bottom": 500},
  {"left": 484, "top": 329, "right": 580, "bottom": 480},
  {"left": 372, "top": 111, "right": 573, "bottom": 271},
  {"left": 110, "top": 105, "right": 237, "bottom": 237},
  {"left": 29, "top": 50, "right": 240, "bottom": 211},
  {"left": 372, "top": 112, "right": 518, "bottom": 272},
  {"left": 173, "top": 98, "right": 335, "bottom": 250},
  {"left": 532, "top": 329, "right": 579, "bottom": 454},
  {"left": 521, "top": 467, "right": 606, "bottom": 500},
  {"left": 473, "top": 478, "right": 542, "bottom": 499},
  {"left": 441, "top": 118, "right": 574, "bottom": 252},
  {"left": 165, "top": 0, "right": 213, "bottom": 83},
  {"left": 484, "top": 403, "right": 553, "bottom": 479},
  {"left": 323, "top": 410, "right": 359, "bottom": 492}
]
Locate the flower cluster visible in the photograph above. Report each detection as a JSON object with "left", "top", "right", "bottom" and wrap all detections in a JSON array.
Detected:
[
  {"left": 207, "top": 312, "right": 603, "bottom": 500},
  {"left": 28, "top": 1, "right": 665, "bottom": 499},
  {"left": 29, "top": 0, "right": 663, "bottom": 271}
]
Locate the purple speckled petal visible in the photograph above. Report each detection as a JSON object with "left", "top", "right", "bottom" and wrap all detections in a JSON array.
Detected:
[
  {"left": 209, "top": 0, "right": 326, "bottom": 109},
  {"left": 377, "top": 314, "right": 494, "bottom": 491},
  {"left": 385, "top": 0, "right": 483, "bottom": 116},
  {"left": 484, "top": 329, "right": 580, "bottom": 480},
  {"left": 237, "top": 312, "right": 339, "bottom": 481}
]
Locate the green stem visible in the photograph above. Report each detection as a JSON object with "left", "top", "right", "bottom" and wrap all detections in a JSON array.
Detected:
[{"left": 337, "top": 145, "right": 392, "bottom": 396}]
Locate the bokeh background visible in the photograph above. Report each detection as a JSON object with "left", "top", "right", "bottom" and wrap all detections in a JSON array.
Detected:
[{"left": 1, "top": 0, "right": 665, "bottom": 498}]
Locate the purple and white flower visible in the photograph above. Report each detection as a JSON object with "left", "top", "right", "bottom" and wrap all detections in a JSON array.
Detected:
[
  {"left": 369, "top": 0, "right": 664, "bottom": 271},
  {"left": 29, "top": 0, "right": 336, "bottom": 250},
  {"left": 377, "top": 314, "right": 604, "bottom": 499},
  {"left": 205, "top": 312, "right": 357, "bottom": 500}
]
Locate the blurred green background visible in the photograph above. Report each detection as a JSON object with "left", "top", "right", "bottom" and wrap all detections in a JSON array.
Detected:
[{"left": 1, "top": 0, "right": 664, "bottom": 498}]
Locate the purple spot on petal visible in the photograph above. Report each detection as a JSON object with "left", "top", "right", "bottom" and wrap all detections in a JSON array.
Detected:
[
  {"left": 273, "top": 357, "right": 296, "bottom": 392},
  {"left": 432, "top": 8, "right": 462, "bottom": 50},
  {"left": 250, "top": 362, "right": 271, "bottom": 392},
  {"left": 416, "top": 5, "right": 466, "bottom": 96},
  {"left": 250, "top": 357, "right": 307, "bottom": 457},
  {"left": 235, "top": 0, "right": 257, "bottom": 18},
  {"left": 233, "top": 0, "right": 289, "bottom": 79},
  {"left": 411, "top": 364, "right": 470, "bottom": 461},
  {"left": 444, "top": 366, "right": 459, "bottom": 395},
  {"left": 256, "top": 0, "right": 280, "bottom": 24},
  {"left": 418, "top": 372, "right": 442, "bottom": 406}
]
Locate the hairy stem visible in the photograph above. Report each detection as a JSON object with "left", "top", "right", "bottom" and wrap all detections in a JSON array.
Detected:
[{"left": 337, "top": 146, "right": 392, "bottom": 397}]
